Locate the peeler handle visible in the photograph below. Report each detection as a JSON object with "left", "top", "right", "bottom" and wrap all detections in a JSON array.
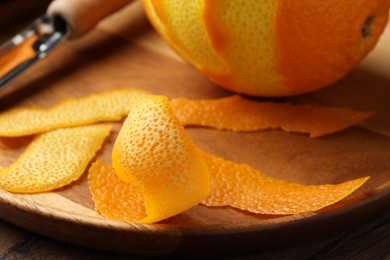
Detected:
[{"left": 47, "top": 0, "right": 131, "bottom": 39}]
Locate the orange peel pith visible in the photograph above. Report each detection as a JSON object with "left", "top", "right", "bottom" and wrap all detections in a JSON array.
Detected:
[
  {"left": 0, "top": 124, "right": 111, "bottom": 193},
  {"left": 171, "top": 95, "right": 373, "bottom": 137},
  {"left": 0, "top": 88, "right": 149, "bottom": 137},
  {"left": 90, "top": 95, "right": 210, "bottom": 223},
  {"left": 201, "top": 152, "right": 369, "bottom": 214}
]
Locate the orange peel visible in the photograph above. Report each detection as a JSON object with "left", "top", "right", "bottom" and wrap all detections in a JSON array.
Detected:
[
  {"left": 90, "top": 95, "right": 210, "bottom": 223},
  {"left": 0, "top": 88, "right": 149, "bottom": 137},
  {"left": 171, "top": 95, "right": 373, "bottom": 137},
  {"left": 89, "top": 160, "right": 147, "bottom": 222},
  {"left": 201, "top": 152, "right": 369, "bottom": 215},
  {"left": 0, "top": 124, "right": 111, "bottom": 193},
  {"left": 89, "top": 95, "right": 369, "bottom": 223}
]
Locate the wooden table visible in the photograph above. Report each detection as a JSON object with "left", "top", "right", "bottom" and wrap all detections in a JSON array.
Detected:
[
  {"left": 1, "top": 1, "right": 389, "bottom": 258},
  {"left": 0, "top": 209, "right": 389, "bottom": 259}
]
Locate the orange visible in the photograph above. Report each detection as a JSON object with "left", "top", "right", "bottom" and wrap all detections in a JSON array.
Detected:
[{"left": 142, "top": 0, "right": 390, "bottom": 96}]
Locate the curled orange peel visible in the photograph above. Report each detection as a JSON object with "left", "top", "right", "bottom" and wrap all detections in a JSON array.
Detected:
[
  {"left": 0, "top": 88, "right": 149, "bottom": 137},
  {"left": 90, "top": 95, "right": 210, "bottom": 223},
  {"left": 171, "top": 95, "right": 373, "bottom": 137},
  {"left": 0, "top": 124, "right": 111, "bottom": 193},
  {"left": 88, "top": 95, "right": 369, "bottom": 223}
]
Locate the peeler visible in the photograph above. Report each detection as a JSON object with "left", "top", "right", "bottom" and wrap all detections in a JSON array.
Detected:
[{"left": 0, "top": 0, "right": 131, "bottom": 97}]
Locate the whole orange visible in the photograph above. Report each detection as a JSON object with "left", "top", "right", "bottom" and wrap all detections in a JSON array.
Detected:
[{"left": 142, "top": 0, "right": 389, "bottom": 97}]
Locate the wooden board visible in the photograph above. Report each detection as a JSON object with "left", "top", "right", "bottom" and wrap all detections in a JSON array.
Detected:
[{"left": 0, "top": 2, "right": 389, "bottom": 256}]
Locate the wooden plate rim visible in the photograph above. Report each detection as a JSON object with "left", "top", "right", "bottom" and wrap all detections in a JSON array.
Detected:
[{"left": 0, "top": 187, "right": 389, "bottom": 234}]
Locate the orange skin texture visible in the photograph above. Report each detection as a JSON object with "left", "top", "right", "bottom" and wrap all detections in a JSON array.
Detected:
[
  {"left": 92, "top": 95, "right": 210, "bottom": 223},
  {"left": 0, "top": 88, "right": 149, "bottom": 137},
  {"left": 142, "top": 0, "right": 390, "bottom": 97},
  {"left": 201, "top": 152, "right": 369, "bottom": 215},
  {"left": 171, "top": 95, "right": 373, "bottom": 138},
  {"left": 276, "top": 0, "right": 390, "bottom": 95}
]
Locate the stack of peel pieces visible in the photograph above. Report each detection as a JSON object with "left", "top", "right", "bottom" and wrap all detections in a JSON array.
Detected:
[
  {"left": 88, "top": 95, "right": 369, "bottom": 223},
  {"left": 0, "top": 88, "right": 148, "bottom": 193},
  {"left": 0, "top": 88, "right": 371, "bottom": 223}
]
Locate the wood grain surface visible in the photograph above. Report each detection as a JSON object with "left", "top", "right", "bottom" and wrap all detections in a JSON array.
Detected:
[
  {"left": 0, "top": 1, "right": 389, "bottom": 257},
  {"left": 0, "top": 210, "right": 389, "bottom": 259}
]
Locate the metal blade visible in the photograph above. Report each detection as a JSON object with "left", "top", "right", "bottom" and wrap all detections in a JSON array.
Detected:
[{"left": 0, "top": 15, "right": 69, "bottom": 96}]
